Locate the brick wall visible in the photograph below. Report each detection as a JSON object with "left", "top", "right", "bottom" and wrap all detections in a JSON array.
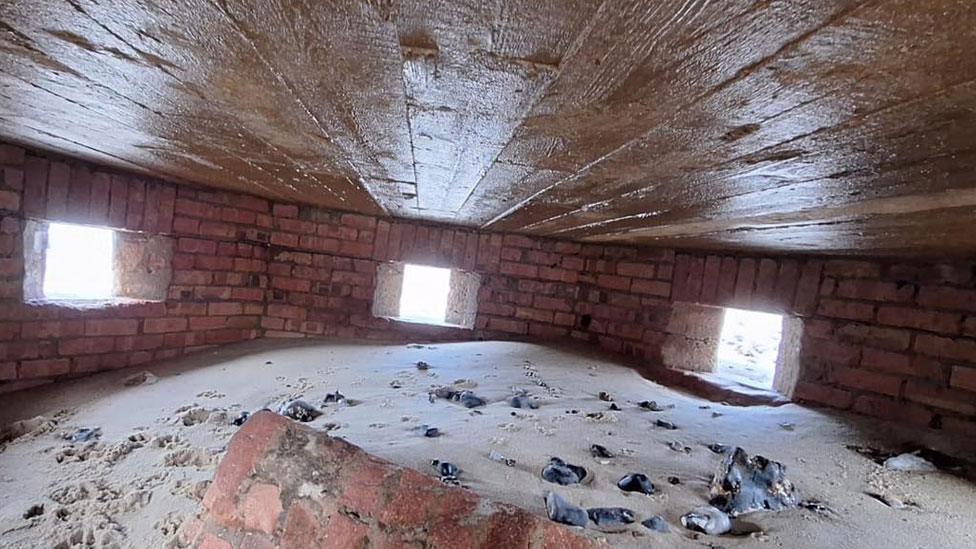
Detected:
[{"left": 1, "top": 141, "right": 974, "bottom": 436}]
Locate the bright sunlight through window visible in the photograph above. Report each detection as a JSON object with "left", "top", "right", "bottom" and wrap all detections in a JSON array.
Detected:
[
  {"left": 398, "top": 264, "right": 451, "bottom": 325},
  {"left": 43, "top": 222, "right": 115, "bottom": 300},
  {"left": 716, "top": 307, "right": 783, "bottom": 390}
]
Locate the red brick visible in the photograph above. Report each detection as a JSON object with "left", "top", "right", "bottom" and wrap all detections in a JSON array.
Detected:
[
  {"left": 200, "top": 221, "right": 236, "bottom": 239},
  {"left": 817, "top": 299, "right": 875, "bottom": 321},
  {"left": 196, "top": 255, "right": 234, "bottom": 271},
  {"left": 793, "top": 259, "right": 823, "bottom": 315},
  {"left": 208, "top": 302, "right": 244, "bottom": 316},
  {"left": 904, "top": 380, "right": 976, "bottom": 415},
  {"left": 267, "top": 304, "right": 306, "bottom": 320},
  {"left": 715, "top": 256, "right": 738, "bottom": 304},
  {"left": 515, "top": 307, "right": 553, "bottom": 324},
  {"left": 85, "top": 319, "right": 138, "bottom": 336},
  {"left": 698, "top": 256, "right": 721, "bottom": 304},
  {"left": 860, "top": 348, "right": 916, "bottom": 377},
  {"left": 733, "top": 258, "right": 756, "bottom": 306},
  {"left": 198, "top": 534, "right": 233, "bottom": 549},
  {"left": 19, "top": 358, "right": 70, "bottom": 379},
  {"left": 336, "top": 240, "right": 370, "bottom": 258},
  {"left": 125, "top": 178, "right": 145, "bottom": 230},
  {"left": 596, "top": 274, "right": 631, "bottom": 291},
  {"left": 671, "top": 254, "right": 692, "bottom": 301},
  {"left": 340, "top": 213, "right": 375, "bottom": 230},
  {"left": 753, "top": 258, "right": 779, "bottom": 307},
  {"left": 175, "top": 198, "right": 217, "bottom": 219},
  {"left": 88, "top": 172, "right": 111, "bottom": 223},
  {"left": 487, "top": 317, "right": 527, "bottom": 334},
  {"left": 831, "top": 366, "right": 903, "bottom": 397},
  {"left": 22, "top": 157, "right": 48, "bottom": 217},
  {"left": 242, "top": 482, "right": 283, "bottom": 535},
  {"left": 631, "top": 278, "right": 670, "bottom": 297},
  {"left": 914, "top": 334, "right": 976, "bottom": 362},
  {"left": 144, "top": 317, "right": 189, "bottom": 334},
  {"left": 142, "top": 183, "right": 162, "bottom": 232},
  {"left": 499, "top": 261, "right": 538, "bottom": 279},
  {"left": 46, "top": 161, "right": 70, "bottom": 219},
  {"left": 942, "top": 416, "right": 976, "bottom": 438},
  {"left": 158, "top": 185, "right": 176, "bottom": 233},
  {"left": 20, "top": 320, "right": 85, "bottom": 339},
  {"left": 836, "top": 279, "right": 914, "bottom": 302},
  {"left": 950, "top": 365, "right": 976, "bottom": 392},
  {"left": 502, "top": 234, "right": 535, "bottom": 248},
  {"left": 0, "top": 190, "right": 19, "bottom": 212},
  {"left": 836, "top": 324, "right": 911, "bottom": 351},
  {"left": 64, "top": 165, "right": 93, "bottom": 222},
  {"left": 772, "top": 259, "right": 799, "bottom": 309},
  {"left": 0, "top": 361, "right": 16, "bottom": 381},
  {"left": 178, "top": 238, "right": 217, "bottom": 255},
  {"left": 3, "top": 167, "right": 23, "bottom": 190},
  {"left": 273, "top": 203, "right": 299, "bottom": 218},
  {"left": 279, "top": 502, "right": 329, "bottom": 548},
  {"left": 533, "top": 295, "right": 572, "bottom": 312},
  {"left": 115, "top": 334, "right": 165, "bottom": 351},
  {"left": 231, "top": 194, "right": 269, "bottom": 212},
  {"left": 58, "top": 337, "right": 115, "bottom": 356},
  {"left": 0, "top": 144, "right": 24, "bottom": 165},
  {"left": 616, "top": 261, "right": 654, "bottom": 279},
  {"left": 876, "top": 305, "right": 960, "bottom": 334},
  {"left": 917, "top": 286, "right": 976, "bottom": 312},
  {"left": 853, "top": 395, "right": 932, "bottom": 428},
  {"left": 823, "top": 260, "right": 881, "bottom": 279},
  {"left": 108, "top": 175, "right": 128, "bottom": 227},
  {"left": 803, "top": 339, "right": 861, "bottom": 366},
  {"left": 793, "top": 381, "right": 853, "bottom": 409}
]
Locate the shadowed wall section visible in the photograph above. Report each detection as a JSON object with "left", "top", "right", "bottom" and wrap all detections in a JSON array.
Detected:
[{"left": 1, "top": 142, "right": 974, "bottom": 437}]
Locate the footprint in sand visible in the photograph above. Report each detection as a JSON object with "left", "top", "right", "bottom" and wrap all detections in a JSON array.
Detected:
[{"left": 163, "top": 448, "right": 215, "bottom": 468}]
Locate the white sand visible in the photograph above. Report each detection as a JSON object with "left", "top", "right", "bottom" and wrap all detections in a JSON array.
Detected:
[{"left": 1, "top": 339, "right": 974, "bottom": 548}]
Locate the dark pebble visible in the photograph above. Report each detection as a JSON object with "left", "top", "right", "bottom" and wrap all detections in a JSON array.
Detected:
[
  {"left": 655, "top": 419, "right": 678, "bottom": 430},
  {"left": 23, "top": 504, "right": 43, "bottom": 519},
  {"left": 590, "top": 444, "right": 614, "bottom": 459},
  {"left": 545, "top": 492, "right": 588, "bottom": 527},
  {"left": 587, "top": 507, "right": 635, "bottom": 527},
  {"left": 617, "top": 473, "right": 655, "bottom": 495},
  {"left": 542, "top": 457, "right": 587, "bottom": 485},
  {"left": 642, "top": 515, "right": 670, "bottom": 533}
]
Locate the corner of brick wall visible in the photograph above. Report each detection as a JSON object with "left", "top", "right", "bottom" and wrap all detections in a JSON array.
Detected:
[
  {"left": 3, "top": 141, "right": 975, "bottom": 435},
  {"left": 183, "top": 411, "right": 605, "bottom": 549}
]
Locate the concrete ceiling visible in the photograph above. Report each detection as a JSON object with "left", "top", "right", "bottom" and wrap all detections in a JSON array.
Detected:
[{"left": 1, "top": 1, "right": 975, "bottom": 257}]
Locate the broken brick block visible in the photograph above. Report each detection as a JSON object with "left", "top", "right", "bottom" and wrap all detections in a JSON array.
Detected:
[{"left": 190, "top": 411, "right": 606, "bottom": 548}]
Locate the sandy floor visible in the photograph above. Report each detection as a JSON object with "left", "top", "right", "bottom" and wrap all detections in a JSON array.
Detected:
[{"left": 1, "top": 339, "right": 975, "bottom": 548}]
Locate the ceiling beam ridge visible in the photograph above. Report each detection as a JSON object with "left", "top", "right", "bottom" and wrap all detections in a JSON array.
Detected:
[
  {"left": 453, "top": 0, "right": 612, "bottom": 218},
  {"left": 588, "top": 186, "right": 976, "bottom": 241},
  {"left": 480, "top": 0, "right": 874, "bottom": 231},
  {"left": 207, "top": 0, "right": 383, "bottom": 210}
]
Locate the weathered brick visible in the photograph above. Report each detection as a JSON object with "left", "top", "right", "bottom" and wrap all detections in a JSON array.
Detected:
[
  {"left": 832, "top": 365, "right": 903, "bottom": 397},
  {"left": 823, "top": 260, "right": 881, "bottom": 279},
  {"left": 836, "top": 323, "right": 911, "bottom": 351},
  {"left": 793, "top": 381, "right": 853, "bottom": 409},
  {"left": 853, "top": 394, "right": 932, "bottom": 428},
  {"left": 904, "top": 379, "right": 976, "bottom": 415},
  {"left": 917, "top": 286, "right": 976, "bottom": 312},
  {"left": 915, "top": 334, "right": 976, "bottom": 362},
  {"left": 836, "top": 279, "right": 914, "bottom": 303},
  {"left": 950, "top": 365, "right": 976, "bottom": 392},
  {"left": 817, "top": 299, "right": 874, "bottom": 322},
  {"left": 876, "top": 305, "right": 960, "bottom": 334},
  {"left": 85, "top": 319, "right": 138, "bottom": 336},
  {"left": 58, "top": 337, "right": 115, "bottom": 356},
  {"left": 143, "top": 317, "right": 189, "bottom": 334}
]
